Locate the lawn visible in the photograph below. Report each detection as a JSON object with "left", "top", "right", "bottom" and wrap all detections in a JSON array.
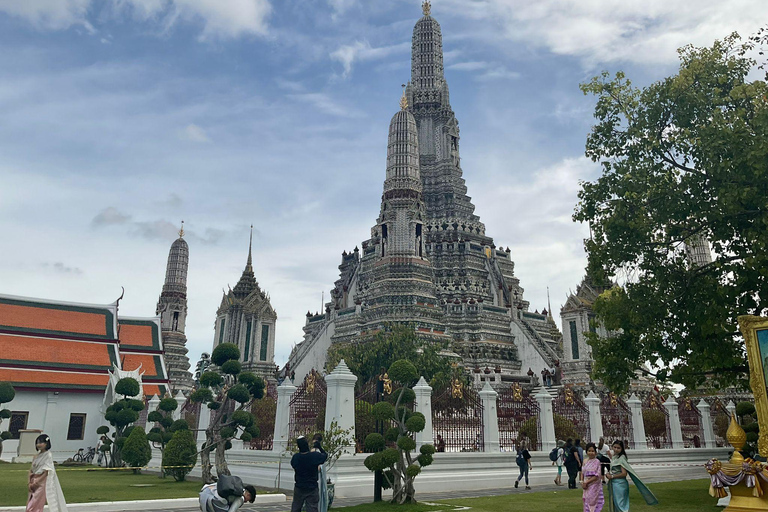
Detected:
[
  {"left": 334, "top": 479, "right": 719, "bottom": 512},
  {"left": 0, "top": 463, "right": 202, "bottom": 506}
]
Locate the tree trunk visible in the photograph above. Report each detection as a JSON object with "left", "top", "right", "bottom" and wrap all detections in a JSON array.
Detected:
[
  {"left": 201, "top": 430, "right": 215, "bottom": 483},
  {"left": 215, "top": 435, "right": 230, "bottom": 477}
]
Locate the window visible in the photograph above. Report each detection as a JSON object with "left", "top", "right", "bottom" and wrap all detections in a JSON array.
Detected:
[
  {"left": 218, "top": 318, "right": 226, "bottom": 344},
  {"left": 244, "top": 320, "right": 252, "bottom": 362},
  {"left": 67, "top": 414, "right": 86, "bottom": 440},
  {"left": 569, "top": 320, "right": 579, "bottom": 360},
  {"left": 9, "top": 412, "right": 29, "bottom": 439},
  {"left": 260, "top": 324, "right": 270, "bottom": 362},
  {"left": 172, "top": 311, "right": 179, "bottom": 331}
]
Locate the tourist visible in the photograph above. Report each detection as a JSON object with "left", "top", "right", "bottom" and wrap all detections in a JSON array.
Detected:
[
  {"left": 436, "top": 434, "right": 446, "bottom": 452},
  {"left": 291, "top": 436, "right": 328, "bottom": 512},
  {"left": 553, "top": 439, "right": 566, "bottom": 486},
  {"left": 564, "top": 438, "right": 581, "bottom": 489},
  {"left": 606, "top": 440, "right": 658, "bottom": 511},
  {"left": 514, "top": 439, "right": 532, "bottom": 490},
  {"left": 596, "top": 438, "right": 611, "bottom": 482},
  {"left": 581, "top": 443, "right": 604, "bottom": 512},
  {"left": 312, "top": 434, "right": 329, "bottom": 512},
  {"left": 575, "top": 438, "right": 585, "bottom": 479},
  {"left": 26, "top": 434, "right": 67, "bottom": 512},
  {"left": 199, "top": 477, "right": 256, "bottom": 512}
]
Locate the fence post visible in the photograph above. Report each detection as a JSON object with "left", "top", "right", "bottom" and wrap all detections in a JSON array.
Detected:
[
  {"left": 272, "top": 378, "right": 297, "bottom": 453},
  {"left": 663, "top": 396, "right": 684, "bottom": 449},
  {"left": 412, "top": 377, "right": 434, "bottom": 450},
  {"left": 148, "top": 394, "right": 161, "bottom": 413},
  {"left": 535, "top": 389, "right": 556, "bottom": 452},
  {"left": 585, "top": 391, "right": 603, "bottom": 442},
  {"left": 325, "top": 359, "right": 358, "bottom": 454},
  {"left": 727, "top": 401, "right": 737, "bottom": 422},
  {"left": 479, "top": 381, "right": 500, "bottom": 452},
  {"left": 626, "top": 394, "right": 647, "bottom": 450},
  {"left": 173, "top": 390, "right": 186, "bottom": 421},
  {"left": 697, "top": 399, "right": 715, "bottom": 448},
  {"left": 197, "top": 405, "right": 210, "bottom": 446}
]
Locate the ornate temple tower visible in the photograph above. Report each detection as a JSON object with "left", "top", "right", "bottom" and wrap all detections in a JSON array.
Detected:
[
  {"left": 156, "top": 222, "right": 194, "bottom": 392},
  {"left": 212, "top": 228, "right": 277, "bottom": 382}
]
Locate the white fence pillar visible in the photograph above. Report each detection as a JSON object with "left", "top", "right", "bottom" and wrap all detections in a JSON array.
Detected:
[
  {"left": 413, "top": 377, "right": 434, "bottom": 450},
  {"left": 535, "top": 389, "right": 556, "bottom": 452},
  {"left": 148, "top": 394, "right": 160, "bottom": 413},
  {"left": 585, "top": 391, "right": 603, "bottom": 442},
  {"left": 697, "top": 399, "right": 715, "bottom": 448},
  {"left": 726, "top": 401, "right": 737, "bottom": 423},
  {"left": 325, "top": 360, "right": 358, "bottom": 454},
  {"left": 173, "top": 390, "right": 186, "bottom": 421},
  {"left": 197, "top": 406, "right": 211, "bottom": 446},
  {"left": 663, "top": 396, "right": 684, "bottom": 449},
  {"left": 479, "top": 381, "right": 500, "bottom": 453},
  {"left": 272, "top": 378, "right": 297, "bottom": 453},
  {"left": 626, "top": 394, "right": 647, "bottom": 450}
]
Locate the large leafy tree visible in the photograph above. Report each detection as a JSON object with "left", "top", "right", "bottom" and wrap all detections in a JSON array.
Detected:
[
  {"left": 189, "top": 343, "right": 264, "bottom": 483},
  {"left": 575, "top": 33, "right": 768, "bottom": 392}
]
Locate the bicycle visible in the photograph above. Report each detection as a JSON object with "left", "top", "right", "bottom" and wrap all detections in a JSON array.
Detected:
[{"left": 72, "top": 447, "right": 96, "bottom": 463}]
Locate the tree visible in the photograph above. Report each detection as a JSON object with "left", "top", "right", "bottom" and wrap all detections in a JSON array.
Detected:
[
  {"left": 122, "top": 426, "right": 152, "bottom": 474},
  {"left": 643, "top": 410, "right": 668, "bottom": 448},
  {"left": 362, "top": 359, "right": 435, "bottom": 504},
  {"left": 326, "top": 323, "right": 457, "bottom": 388},
  {"left": 0, "top": 382, "right": 15, "bottom": 459},
  {"left": 147, "top": 396, "right": 187, "bottom": 477},
  {"left": 163, "top": 429, "right": 197, "bottom": 481},
  {"left": 102, "top": 377, "right": 145, "bottom": 467},
  {"left": 575, "top": 32, "right": 768, "bottom": 393},
  {"left": 189, "top": 343, "right": 265, "bottom": 483}
]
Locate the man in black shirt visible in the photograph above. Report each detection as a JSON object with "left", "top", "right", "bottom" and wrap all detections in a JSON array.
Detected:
[{"left": 290, "top": 436, "right": 328, "bottom": 512}]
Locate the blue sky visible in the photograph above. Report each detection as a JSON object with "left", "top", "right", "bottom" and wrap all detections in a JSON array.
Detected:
[{"left": 0, "top": 0, "right": 764, "bottom": 371}]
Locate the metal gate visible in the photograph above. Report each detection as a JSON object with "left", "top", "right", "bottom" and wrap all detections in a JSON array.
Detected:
[
  {"left": 249, "top": 383, "right": 277, "bottom": 450},
  {"left": 678, "top": 397, "right": 704, "bottom": 448},
  {"left": 354, "top": 377, "right": 379, "bottom": 453},
  {"left": 497, "top": 383, "right": 541, "bottom": 451},
  {"left": 288, "top": 370, "right": 327, "bottom": 439},
  {"left": 432, "top": 379, "right": 484, "bottom": 452},
  {"left": 710, "top": 399, "right": 729, "bottom": 447},
  {"left": 552, "top": 387, "right": 591, "bottom": 443},
  {"left": 642, "top": 393, "right": 671, "bottom": 449},
  {"left": 600, "top": 392, "right": 633, "bottom": 448}
]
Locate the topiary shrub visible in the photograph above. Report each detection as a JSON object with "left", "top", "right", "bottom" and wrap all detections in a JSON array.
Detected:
[
  {"left": 121, "top": 427, "right": 152, "bottom": 473},
  {"left": 162, "top": 430, "right": 197, "bottom": 481},
  {"left": 0, "top": 382, "right": 15, "bottom": 459},
  {"left": 115, "top": 378, "right": 140, "bottom": 398}
]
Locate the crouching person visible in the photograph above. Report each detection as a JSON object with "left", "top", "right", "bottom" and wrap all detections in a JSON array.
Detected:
[
  {"left": 291, "top": 436, "right": 328, "bottom": 512},
  {"left": 199, "top": 474, "right": 256, "bottom": 512}
]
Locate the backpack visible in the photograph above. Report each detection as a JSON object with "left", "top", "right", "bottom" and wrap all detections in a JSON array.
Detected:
[
  {"left": 549, "top": 447, "right": 559, "bottom": 462},
  {"left": 564, "top": 447, "right": 575, "bottom": 466},
  {"left": 216, "top": 474, "right": 244, "bottom": 501},
  {"left": 516, "top": 451, "right": 526, "bottom": 467}
]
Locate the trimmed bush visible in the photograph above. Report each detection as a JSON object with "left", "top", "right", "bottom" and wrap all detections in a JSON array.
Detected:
[
  {"left": 115, "top": 378, "right": 140, "bottom": 398},
  {"left": 211, "top": 343, "right": 240, "bottom": 366},
  {"left": 121, "top": 427, "right": 152, "bottom": 473},
  {"left": 163, "top": 430, "right": 197, "bottom": 482}
]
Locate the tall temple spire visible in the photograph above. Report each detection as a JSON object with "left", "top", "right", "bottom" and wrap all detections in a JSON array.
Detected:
[
  {"left": 156, "top": 223, "right": 193, "bottom": 391},
  {"left": 246, "top": 224, "right": 253, "bottom": 271},
  {"left": 233, "top": 226, "right": 258, "bottom": 298},
  {"left": 411, "top": 2, "right": 445, "bottom": 98}
]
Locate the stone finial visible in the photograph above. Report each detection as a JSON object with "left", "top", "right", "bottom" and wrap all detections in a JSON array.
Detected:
[
  {"left": 663, "top": 395, "right": 678, "bottom": 406},
  {"left": 280, "top": 376, "right": 295, "bottom": 387},
  {"left": 178, "top": 220, "right": 185, "bottom": 238},
  {"left": 586, "top": 390, "right": 598, "bottom": 399},
  {"left": 149, "top": 394, "right": 160, "bottom": 403},
  {"left": 414, "top": 376, "right": 431, "bottom": 388},
  {"left": 627, "top": 393, "right": 640, "bottom": 403},
  {"left": 331, "top": 359, "right": 353, "bottom": 375},
  {"left": 480, "top": 380, "right": 495, "bottom": 393},
  {"left": 422, "top": 0, "right": 431, "bottom": 16}
]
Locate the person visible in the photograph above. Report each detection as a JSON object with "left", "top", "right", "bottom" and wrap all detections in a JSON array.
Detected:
[
  {"left": 596, "top": 438, "right": 611, "bottom": 482},
  {"left": 606, "top": 440, "right": 658, "bottom": 511},
  {"left": 291, "top": 436, "right": 328, "bottom": 512},
  {"left": 312, "top": 434, "right": 329, "bottom": 512},
  {"left": 514, "top": 442, "right": 532, "bottom": 490},
  {"left": 581, "top": 443, "right": 604, "bottom": 512},
  {"left": 553, "top": 439, "right": 566, "bottom": 486},
  {"left": 575, "top": 439, "right": 585, "bottom": 479},
  {"left": 564, "top": 438, "right": 581, "bottom": 489},
  {"left": 198, "top": 479, "right": 256, "bottom": 512},
  {"left": 26, "top": 434, "right": 67, "bottom": 512},
  {"left": 436, "top": 434, "right": 446, "bottom": 453}
]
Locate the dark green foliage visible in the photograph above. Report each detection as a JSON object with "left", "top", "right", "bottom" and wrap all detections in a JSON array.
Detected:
[
  {"left": 388, "top": 360, "right": 418, "bottom": 385},
  {"left": 406, "top": 464, "right": 421, "bottom": 478},
  {"left": 737, "top": 402, "right": 756, "bottom": 419},
  {"left": 240, "top": 432, "right": 252, "bottom": 442},
  {"left": 416, "top": 453, "right": 432, "bottom": 466},
  {"left": 169, "top": 419, "right": 189, "bottom": 432},
  {"left": 325, "top": 324, "right": 456, "bottom": 387},
  {"left": 1, "top": 431, "right": 11, "bottom": 441},
  {"left": 159, "top": 397, "right": 179, "bottom": 413},
  {"left": 0, "top": 409, "right": 10, "bottom": 419},
  {"left": 199, "top": 372, "right": 223, "bottom": 388},
  {"left": 372, "top": 401, "right": 395, "bottom": 421},
  {"left": 162, "top": 430, "right": 197, "bottom": 482},
  {"left": 364, "top": 433, "right": 385, "bottom": 453},
  {"left": 211, "top": 343, "right": 240, "bottom": 366},
  {"left": 220, "top": 426, "right": 236, "bottom": 439},
  {"left": 230, "top": 410, "right": 254, "bottom": 427},
  {"left": 743, "top": 421, "right": 760, "bottom": 433},
  {"left": 126, "top": 399, "right": 145, "bottom": 412},
  {"left": 147, "top": 411, "right": 164, "bottom": 423},
  {"left": 220, "top": 360, "right": 242, "bottom": 375},
  {"left": 553, "top": 414, "right": 578, "bottom": 445},
  {"left": 575, "top": 34, "right": 768, "bottom": 392},
  {"left": 224, "top": 440, "right": 232, "bottom": 450},
  {"left": 207, "top": 401, "right": 221, "bottom": 410},
  {"left": 115, "top": 378, "right": 140, "bottom": 398},
  {"left": 643, "top": 410, "right": 668, "bottom": 440},
  {"left": 419, "top": 444, "right": 436, "bottom": 456},
  {"left": 116, "top": 408, "right": 140, "bottom": 428},
  {"left": 160, "top": 416, "right": 174, "bottom": 429},
  {"left": 190, "top": 388, "right": 213, "bottom": 403},
  {"left": 385, "top": 427, "right": 400, "bottom": 442},
  {"left": 0, "top": 382, "right": 15, "bottom": 404},
  {"left": 96, "top": 425, "right": 110, "bottom": 435},
  {"left": 227, "top": 384, "right": 250, "bottom": 403},
  {"left": 397, "top": 435, "right": 416, "bottom": 451},
  {"left": 405, "top": 412, "right": 426, "bottom": 433},
  {"left": 388, "top": 387, "right": 415, "bottom": 404},
  {"left": 381, "top": 448, "right": 400, "bottom": 466},
  {"left": 245, "top": 425, "right": 260, "bottom": 438},
  {"left": 747, "top": 432, "right": 759, "bottom": 443},
  {"left": 122, "top": 427, "right": 152, "bottom": 472}
]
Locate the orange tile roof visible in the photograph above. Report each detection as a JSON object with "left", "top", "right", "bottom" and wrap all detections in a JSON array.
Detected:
[
  {"left": 0, "top": 333, "right": 116, "bottom": 370},
  {"left": 143, "top": 384, "right": 169, "bottom": 397},
  {"left": 0, "top": 367, "right": 109, "bottom": 391},
  {"left": 122, "top": 353, "right": 166, "bottom": 380},
  {"left": 118, "top": 319, "right": 161, "bottom": 351},
  {"left": 0, "top": 297, "right": 115, "bottom": 339}
]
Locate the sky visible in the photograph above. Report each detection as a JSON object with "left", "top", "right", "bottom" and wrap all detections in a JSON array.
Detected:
[{"left": 0, "top": 0, "right": 765, "bottom": 372}]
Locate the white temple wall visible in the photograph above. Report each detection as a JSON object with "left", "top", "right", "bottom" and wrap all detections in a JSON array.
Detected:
[
  {"left": 510, "top": 321, "right": 550, "bottom": 378},
  {"left": 291, "top": 319, "right": 336, "bottom": 382},
  {"left": 1, "top": 390, "right": 106, "bottom": 462}
]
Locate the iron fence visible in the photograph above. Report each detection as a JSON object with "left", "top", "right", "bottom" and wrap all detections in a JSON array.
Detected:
[{"left": 497, "top": 383, "right": 541, "bottom": 451}]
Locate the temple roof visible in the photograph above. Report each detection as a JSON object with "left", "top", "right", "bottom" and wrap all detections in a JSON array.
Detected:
[{"left": 232, "top": 226, "right": 259, "bottom": 299}]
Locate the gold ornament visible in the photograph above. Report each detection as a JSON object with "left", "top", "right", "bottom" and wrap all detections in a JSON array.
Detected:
[
  {"left": 512, "top": 383, "right": 523, "bottom": 402},
  {"left": 451, "top": 378, "right": 463, "bottom": 399},
  {"left": 727, "top": 412, "right": 747, "bottom": 464},
  {"left": 422, "top": 1, "right": 431, "bottom": 16}
]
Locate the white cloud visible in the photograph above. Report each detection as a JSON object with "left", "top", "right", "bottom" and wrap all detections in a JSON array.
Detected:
[
  {"left": 183, "top": 123, "right": 211, "bottom": 143},
  {"left": 448, "top": 61, "right": 520, "bottom": 81},
  {"left": 288, "top": 92, "right": 363, "bottom": 118},
  {"left": 0, "top": 0, "right": 272, "bottom": 38},
  {"left": 328, "top": 0, "right": 357, "bottom": 16},
  {"left": 438, "top": 0, "right": 767, "bottom": 66},
  {"left": 330, "top": 40, "right": 410, "bottom": 78}
]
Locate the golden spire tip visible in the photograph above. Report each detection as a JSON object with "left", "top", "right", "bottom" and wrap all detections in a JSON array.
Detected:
[
  {"left": 422, "top": 1, "right": 431, "bottom": 16},
  {"left": 179, "top": 220, "right": 185, "bottom": 238},
  {"left": 400, "top": 84, "right": 408, "bottom": 110}
]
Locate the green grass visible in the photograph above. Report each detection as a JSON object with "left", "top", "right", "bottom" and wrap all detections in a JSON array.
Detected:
[
  {"left": 0, "top": 463, "right": 203, "bottom": 506},
  {"left": 334, "top": 479, "right": 719, "bottom": 512}
]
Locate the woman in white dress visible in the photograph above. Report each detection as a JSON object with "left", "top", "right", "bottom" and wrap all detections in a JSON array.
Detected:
[{"left": 26, "top": 434, "right": 67, "bottom": 512}]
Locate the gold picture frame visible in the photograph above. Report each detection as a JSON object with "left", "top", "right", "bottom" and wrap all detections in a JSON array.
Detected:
[{"left": 738, "top": 315, "right": 768, "bottom": 457}]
